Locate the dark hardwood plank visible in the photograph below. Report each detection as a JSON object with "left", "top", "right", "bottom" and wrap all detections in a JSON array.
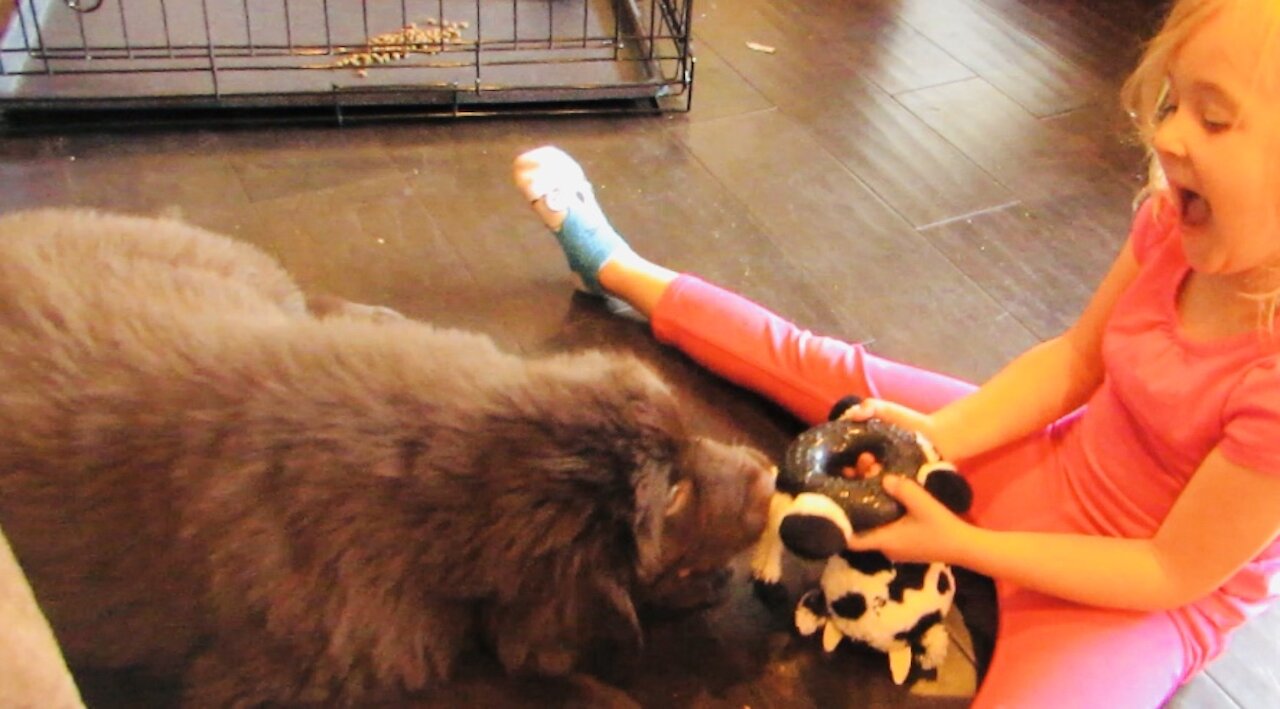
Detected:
[
  {"left": 207, "top": 171, "right": 485, "bottom": 326},
  {"left": 219, "top": 128, "right": 405, "bottom": 205},
  {"left": 676, "top": 109, "right": 1037, "bottom": 382},
  {"left": 700, "top": 0, "right": 976, "bottom": 96},
  {"left": 0, "top": 130, "right": 251, "bottom": 224},
  {"left": 692, "top": 1, "right": 1010, "bottom": 230},
  {"left": 896, "top": 76, "right": 1137, "bottom": 205},
  {"left": 896, "top": 0, "right": 1110, "bottom": 117},
  {"left": 840, "top": 19, "right": 977, "bottom": 97},
  {"left": 1043, "top": 98, "right": 1147, "bottom": 188},
  {"left": 0, "top": 147, "right": 73, "bottom": 212},
  {"left": 919, "top": 193, "right": 1129, "bottom": 340},
  {"left": 972, "top": 0, "right": 1153, "bottom": 84},
  {"left": 784, "top": 83, "right": 1015, "bottom": 230},
  {"left": 680, "top": 41, "right": 775, "bottom": 124}
]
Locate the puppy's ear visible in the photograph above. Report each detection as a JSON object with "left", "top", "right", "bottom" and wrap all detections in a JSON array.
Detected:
[
  {"left": 489, "top": 561, "right": 644, "bottom": 679},
  {"left": 631, "top": 459, "right": 677, "bottom": 583},
  {"left": 470, "top": 360, "right": 678, "bottom": 680},
  {"left": 583, "top": 575, "right": 646, "bottom": 679},
  {"left": 486, "top": 459, "right": 667, "bottom": 681}
]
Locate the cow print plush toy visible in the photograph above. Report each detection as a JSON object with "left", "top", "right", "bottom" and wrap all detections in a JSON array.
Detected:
[{"left": 750, "top": 396, "right": 973, "bottom": 685}]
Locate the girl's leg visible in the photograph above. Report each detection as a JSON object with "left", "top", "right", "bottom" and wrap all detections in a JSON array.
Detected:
[
  {"left": 513, "top": 146, "right": 977, "bottom": 424},
  {"left": 973, "top": 587, "right": 1188, "bottom": 709},
  {"left": 952, "top": 433, "right": 1191, "bottom": 705},
  {"left": 649, "top": 275, "right": 977, "bottom": 424}
]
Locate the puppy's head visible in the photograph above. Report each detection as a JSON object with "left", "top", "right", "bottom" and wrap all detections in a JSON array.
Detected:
[
  {"left": 633, "top": 436, "right": 776, "bottom": 614},
  {"left": 475, "top": 351, "right": 775, "bottom": 677}
]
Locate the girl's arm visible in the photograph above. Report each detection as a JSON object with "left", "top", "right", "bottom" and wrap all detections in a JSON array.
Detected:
[
  {"left": 889, "top": 237, "right": 1142, "bottom": 461},
  {"left": 858, "top": 448, "right": 1280, "bottom": 611}
]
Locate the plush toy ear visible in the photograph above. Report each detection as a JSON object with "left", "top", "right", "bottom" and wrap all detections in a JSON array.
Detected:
[
  {"left": 827, "top": 395, "right": 864, "bottom": 422},
  {"left": 918, "top": 463, "right": 973, "bottom": 515}
]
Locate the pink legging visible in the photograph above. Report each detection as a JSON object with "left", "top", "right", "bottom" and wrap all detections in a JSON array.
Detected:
[{"left": 651, "top": 275, "right": 1192, "bottom": 708}]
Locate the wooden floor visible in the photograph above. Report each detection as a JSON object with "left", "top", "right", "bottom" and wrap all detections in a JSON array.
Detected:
[{"left": 2, "top": 0, "right": 1277, "bottom": 707}]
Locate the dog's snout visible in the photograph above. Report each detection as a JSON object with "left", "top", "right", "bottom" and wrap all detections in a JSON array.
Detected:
[
  {"left": 676, "top": 438, "right": 777, "bottom": 546},
  {"left": 741, "top": 447, "right": 776, "bottom": 491},
  {"left": 748, "top": 450, "right": 777, "bottom": 498},
  {"left": 751, "top": 466, "right": 777, "bottom": 515},
  {"left": 739, "top": 451, "right": 778, "bottom": 539}
]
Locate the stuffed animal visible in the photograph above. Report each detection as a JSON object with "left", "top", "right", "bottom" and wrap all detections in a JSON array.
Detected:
[{"left": 751, "top": 396, "right": 973, "bottom": 685}]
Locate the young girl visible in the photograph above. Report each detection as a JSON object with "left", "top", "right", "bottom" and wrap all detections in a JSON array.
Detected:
[{"left": 511, "top": 0, "right": 1280, "bottom": 705}]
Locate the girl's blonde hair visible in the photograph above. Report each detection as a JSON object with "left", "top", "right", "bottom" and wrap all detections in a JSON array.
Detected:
[{"left": 1120, "top": 0, "right": 1280, "bottom": 330}]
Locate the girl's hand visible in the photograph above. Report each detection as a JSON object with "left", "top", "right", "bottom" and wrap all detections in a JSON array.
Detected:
[
  {"left": 846, "top": 475, "right": 971, "bottom": 564},
  {"left": 838, "top": 398, "right": 940, "bottom": 446}
]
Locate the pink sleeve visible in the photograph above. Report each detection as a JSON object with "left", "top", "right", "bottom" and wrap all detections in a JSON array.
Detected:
[
  {"left": 1221, "top": 360, "right": 1280, "bottom": 475},
  {"left": 1129, "top": 196, "right": 1176, "bottom": 264}
]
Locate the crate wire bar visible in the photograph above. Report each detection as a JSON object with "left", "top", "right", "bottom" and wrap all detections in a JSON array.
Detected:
[{"left": 0, "top": 0, "right": 694, "bottom": 126}]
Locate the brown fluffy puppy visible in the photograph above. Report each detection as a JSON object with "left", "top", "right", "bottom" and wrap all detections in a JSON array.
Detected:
[{"left": 0, "top": 209, "right": 776, "bottom": 707}]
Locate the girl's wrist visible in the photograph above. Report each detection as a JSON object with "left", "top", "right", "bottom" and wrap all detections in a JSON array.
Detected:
[
  {"left": 944, "top": 518, "right": 986, "bottom": 569},
  {"left": 924, "top": 414, "right": 955, "bottom": 460}
]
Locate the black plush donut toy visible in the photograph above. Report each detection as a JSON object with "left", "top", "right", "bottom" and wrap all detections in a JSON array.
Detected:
[
  {"left": 780, "top": 415, "right": 929, "bottom": 535},
  {"left": 753, "top": 395, "right": 973, "bottom": 564}
]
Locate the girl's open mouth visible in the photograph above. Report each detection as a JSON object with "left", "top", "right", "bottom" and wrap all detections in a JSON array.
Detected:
[{"left": 1179, "top": 187, "right": 1212, "bottom": 227}]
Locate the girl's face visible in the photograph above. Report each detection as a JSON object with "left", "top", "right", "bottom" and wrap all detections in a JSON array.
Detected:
[{"left": 1153, "top": 3, "right": 1280, "bottom": 285}]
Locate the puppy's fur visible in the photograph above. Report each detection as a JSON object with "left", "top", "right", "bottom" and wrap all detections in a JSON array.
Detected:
[{"left": 0, "top": 209, "right": 776, "bottom": 707}]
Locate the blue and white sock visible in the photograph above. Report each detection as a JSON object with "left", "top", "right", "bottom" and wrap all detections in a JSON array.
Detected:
[{"left": 545, "top": 183, "right": 631, "bottom": 296}]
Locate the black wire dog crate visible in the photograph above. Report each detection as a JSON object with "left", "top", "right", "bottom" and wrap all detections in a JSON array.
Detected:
[{"left": 0, "top": 0, "right": 694, "bottom": 128}]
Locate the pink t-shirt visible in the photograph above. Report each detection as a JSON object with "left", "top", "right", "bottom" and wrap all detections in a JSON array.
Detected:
[{"left": 1064, "top": 199, "right": 1280, "bottom": 662}]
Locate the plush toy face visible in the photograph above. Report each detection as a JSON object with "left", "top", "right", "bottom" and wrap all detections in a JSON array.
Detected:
[
  {"left": 817, "top": 551, "right": 955, "bottom": 651},
  {"left": 793, "top": 551, "right": 957, "bottom": 684}
]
